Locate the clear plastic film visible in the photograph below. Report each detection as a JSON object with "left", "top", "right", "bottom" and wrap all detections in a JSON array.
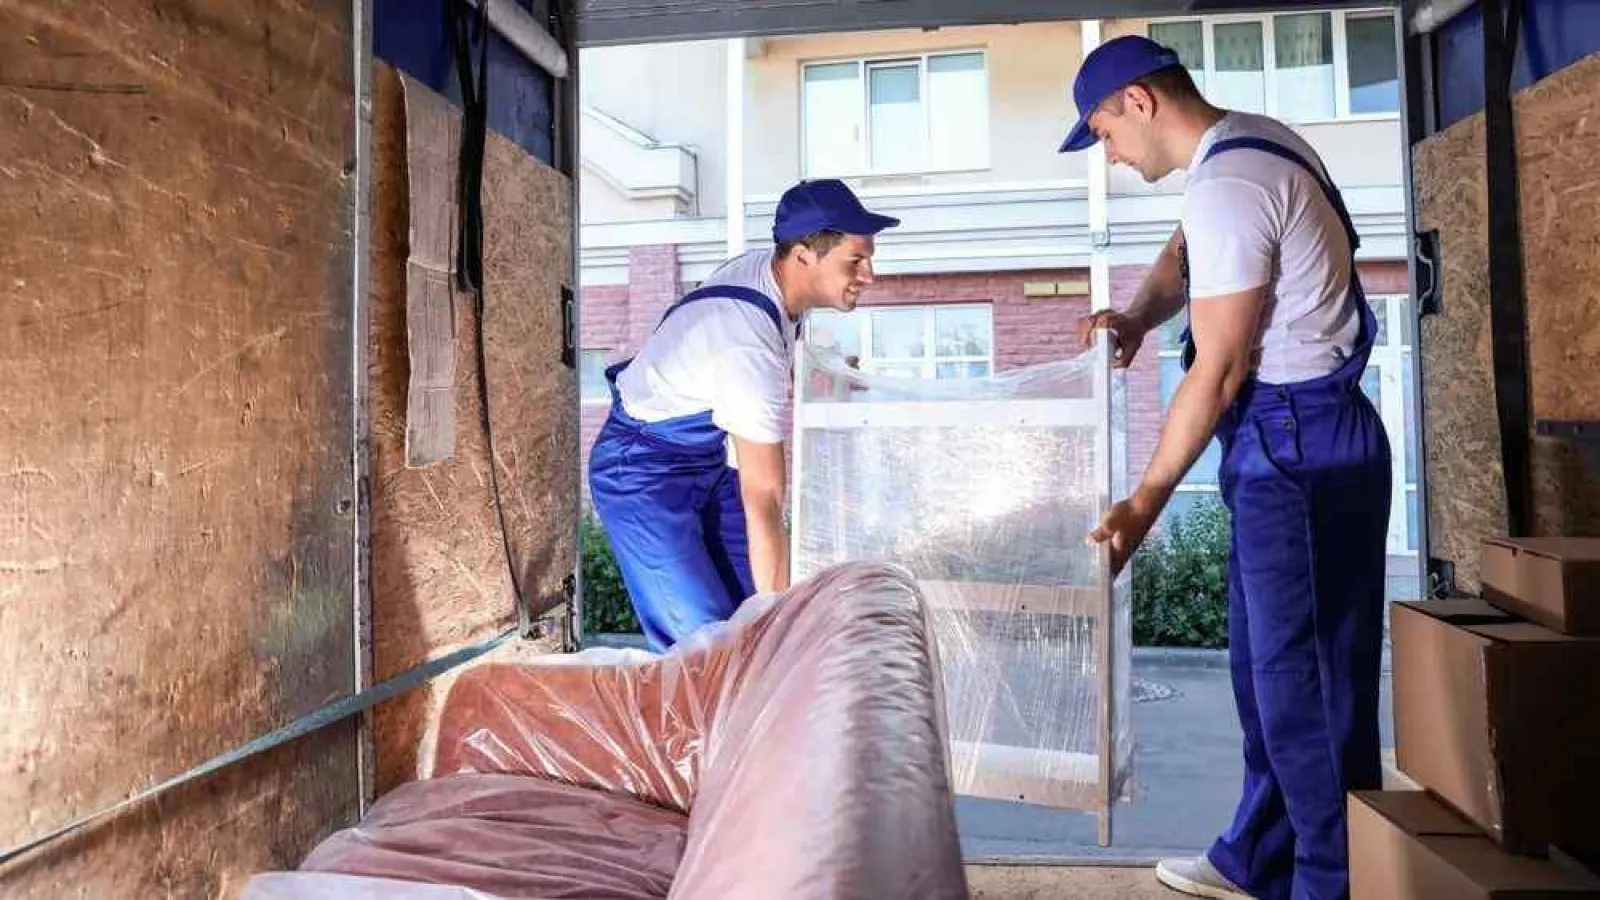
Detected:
[
  {"left": 244, "top": 563, "right": 968, "bottom": 900},
  {"left": 793, "top": 340, "right": 1134, "bottom": 831}
]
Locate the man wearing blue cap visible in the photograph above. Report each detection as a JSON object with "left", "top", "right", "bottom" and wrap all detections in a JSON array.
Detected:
[
  {"left": 1067, "top": 36, "right": 1391, "bottom": 900},
  {"left": 588, "top": 179, "right": 899, "bottom": 651}
]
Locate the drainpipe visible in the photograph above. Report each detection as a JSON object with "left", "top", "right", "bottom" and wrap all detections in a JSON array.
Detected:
[{"left": 726, "top": 37, "right": 746, "bottom": 258}]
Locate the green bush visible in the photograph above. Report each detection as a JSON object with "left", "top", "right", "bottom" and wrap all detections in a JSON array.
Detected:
[
  {"left": 580, "top": 514, "right": 641, "bottom": 635},
  {"left": 1132, "top": 497, "right": 1232, "bottom": 649}
]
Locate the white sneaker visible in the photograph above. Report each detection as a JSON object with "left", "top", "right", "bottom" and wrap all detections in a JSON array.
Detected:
[{"left": 1155, "top": 856, "right": 1254, "bottom": 899}]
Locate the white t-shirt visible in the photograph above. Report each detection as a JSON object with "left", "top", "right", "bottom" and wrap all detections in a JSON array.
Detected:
[
  {"left": 615, "top": 248, "right": 795, "bottom": 448},
  {"left": 1181, "top": 111, "right": 1361, "bottom": 383}
]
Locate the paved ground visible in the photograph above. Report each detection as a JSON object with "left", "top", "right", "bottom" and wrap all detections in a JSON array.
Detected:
[
  {"left": 967, "top": 865, "right": 1174, "bottom": 899},
  {"left": 957, "top": 650, "right": 1394, "bottom": 861}
]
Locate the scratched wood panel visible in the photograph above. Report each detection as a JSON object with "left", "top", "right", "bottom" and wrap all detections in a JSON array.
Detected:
[
  {"left": 1413, "top": 52, "right": 1600, "bottom": 591},
  {"left": 0, "top": 0, "right": 359, "bottom": 893},
  {"left": 368, "top": 65, "right": 576, "bottom": 794}
]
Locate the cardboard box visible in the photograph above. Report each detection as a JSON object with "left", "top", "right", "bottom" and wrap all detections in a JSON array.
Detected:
[
  {"left": 1349, "top": 791, "right": 1600, "bottom": 899},
  {"left": 1391, "top": 599, "right": 1600, "bottom": 856},
  {"left": 1481, "top": 538, "right": 1600, "bottom": 635}
]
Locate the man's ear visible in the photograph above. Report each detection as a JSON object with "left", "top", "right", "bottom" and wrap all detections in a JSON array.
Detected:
[{"left": 1128, "top": 83, "right": 1158, "bottom": 119}]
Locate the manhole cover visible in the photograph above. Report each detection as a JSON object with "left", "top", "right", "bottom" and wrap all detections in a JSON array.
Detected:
[{"left": 1131, "top": 676, "right": 1178, "bottom": 704}]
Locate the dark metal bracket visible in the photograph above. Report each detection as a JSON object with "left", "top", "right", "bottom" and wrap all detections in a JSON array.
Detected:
[
  {"left": 1536, "top": 420, "right": 1600, "bottom": 479},
  {"left": 1427, "top": 557, "right": 1458, "bottom": 600},
  {"left": 1413, "top": 229, "right": 1442, "bottom": 316}
]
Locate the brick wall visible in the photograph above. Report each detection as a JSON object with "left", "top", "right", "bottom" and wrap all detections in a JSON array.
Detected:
[
  {"left": 577, "top": 249, "right": 1410, "bottom": 510},
  {"left": 578, "top": 244, "right": 683, "bottom": 498}
]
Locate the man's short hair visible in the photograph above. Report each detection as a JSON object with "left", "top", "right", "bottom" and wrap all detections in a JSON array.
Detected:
[
  {"left": 776, "top": 229, "right": 846, "bottom": 260},
  {"left": 1104, "top": 65, "right": 1202, "bottom": 113}
]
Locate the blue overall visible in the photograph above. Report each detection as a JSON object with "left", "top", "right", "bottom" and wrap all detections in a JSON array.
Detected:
[
  {"left": 1182, "top": 138, "right": 1392, "bottom": 900},
  {"left": 588, "top": 285, "right": 794, "bottom": 652}
]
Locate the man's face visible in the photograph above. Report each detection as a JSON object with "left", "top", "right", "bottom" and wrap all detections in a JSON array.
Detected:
[
  {"left": 1087, "top": 85, "right": 1171, "bottom": 183},
  {"left": 806, "top": 234, "right": 876, "bottom": 312}
]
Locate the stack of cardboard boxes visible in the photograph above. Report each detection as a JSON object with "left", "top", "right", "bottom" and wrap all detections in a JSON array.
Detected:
[{"left": 1350, "top": 538, "right": 1600, "bottom": 898}]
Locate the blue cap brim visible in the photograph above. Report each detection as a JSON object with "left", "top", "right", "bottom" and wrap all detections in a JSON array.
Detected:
[
  {"left": 835, "top": 211, "right": 901, "bottom": 237},
  {"left": 1058, "top": 117, "right": 1097, "bottom": 153}
]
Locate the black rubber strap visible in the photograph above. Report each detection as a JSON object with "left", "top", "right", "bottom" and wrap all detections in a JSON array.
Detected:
[{"left": 1483, "top": 0, "right": 1533, "bottom": 536}]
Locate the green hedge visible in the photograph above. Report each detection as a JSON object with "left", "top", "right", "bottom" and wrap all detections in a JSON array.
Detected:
[
  {"left": 1131, "top": 497, "right": 1232, "bottom": 649},
  {"left": 581, "top": 500, "right": 1234, "bottom": 648},
  {"left": 580, "top": 514, "right": 641, "bottom": 635}
]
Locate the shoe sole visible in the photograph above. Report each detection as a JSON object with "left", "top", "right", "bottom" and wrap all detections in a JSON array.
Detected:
[{"left": 1155, "top": 864, "right": 1251, "bottom": 900}]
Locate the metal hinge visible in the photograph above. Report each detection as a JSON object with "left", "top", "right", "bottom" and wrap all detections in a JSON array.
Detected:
[
  {"left": 1413, "top": 230, "right": 1442, "bottom": 316},
  {"left": 1426, "top": 557, "right": 1457, "bottom": 599},
  {"left": 519, "top": 574, "right": 577, "bottom": 644},
  {"left": 560, "top": 284, "right": 576, "bottom": 368}
]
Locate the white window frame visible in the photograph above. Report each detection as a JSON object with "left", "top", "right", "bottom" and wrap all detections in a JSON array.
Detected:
[
  {"left": 800, "top": 49, "right": 992, "bottom": 179},
  {"left": 1148, "top": 8, "right": 1401, "bottom": 125},
  {"left": 805, "top": 303, "right": 995, "bottom": 380},
  {"left": 1364, "top": 294, "right": 1418, "bottom": 556}
]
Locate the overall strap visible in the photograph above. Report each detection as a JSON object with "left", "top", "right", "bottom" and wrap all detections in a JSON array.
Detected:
[
  {"left": 1203, "top": 136, "right": 1360, "bottom": 255},
  {"left": 1180, "top": 135, "right": 1365, "bottom": 371},
  {"left": 656, "top": 284, "right": 796, "bottom": 340}
]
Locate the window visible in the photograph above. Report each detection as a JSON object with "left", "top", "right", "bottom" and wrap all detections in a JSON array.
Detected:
[
  {"left": 1155, "top": 320, "right": 1223, "bottom": 508},
  {"left": 1148, "top": 10, "right": 1399, "bottom": 123},
  {"left": 802, "top": 51, "right": 989, "bottom": 177},
  {"left": 806, "top": 304, "right": 993, "bottom": 380},
  {"left": 1346, "top": 13, "right": 1401, "bottom": 114},
  {"left": 579, "top": 350, "right": 611, "bottom": 404}
]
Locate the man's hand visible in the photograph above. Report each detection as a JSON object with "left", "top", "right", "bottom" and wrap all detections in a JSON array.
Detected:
[
  {"left": 1087, "top": 486, "right": 1168, "bottom": 577},
  {"left": 1077, "top": 310, "right": 1148, "bottom": 369}
]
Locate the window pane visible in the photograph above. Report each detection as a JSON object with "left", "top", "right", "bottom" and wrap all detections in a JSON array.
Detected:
[
  {"left": 1150, "top": 22, "right": 1206, "bottom": 95},
  {"left": 935, "top": 305, "right": 992, "bottom": 357},
  {"left": 936, "top": 361, "right": 991, "bottom": 379},
  {"left": 1275, "top": 13, "right": 1335, "bottom": 122},
  {"left": 869, "top": 362, "right": 924, "bottom": 380},
  {"left": 803, "top": 63, "right": 863, "bottom": 176},
  {"left": 868, "top": 62, "right": 923, "bottom": 172},
  {"left": 1370, "top": 297, "right": 1389, "bottom": 345},
  {"left": 580, "top": 350, "right": 610, "bottom": 401},
  {"left": 1399, "top": 294, "right": 1416, "bottom": 347},
  {"left": 808, "top": 309, "right": 863, "bottom": 358},
  {"left": 1360, "top": 365, "right": 1381, "bottom": 410},
  {"left": 928, "top": 53, "right": 987, "bottom": 170},
  {"left": 1213, "top": 22, "right": 1266, "bottom": 113},
  {"left": 1160, "top": 356, "right": 1222, "bottom": 484},
  {"left": 871, "top": 308, "right": 927, "bottom": 358},
  {"left": 1347, "top": 14, "right": 1400, "bottom": 114}
]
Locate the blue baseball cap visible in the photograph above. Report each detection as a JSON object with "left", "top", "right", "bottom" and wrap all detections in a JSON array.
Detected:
[
  {"left": 773, "top": 179, "right": 901, "bottom": 243},
  {"left": 1058, "top": 35, "right": 1183, "bottom": 153}
]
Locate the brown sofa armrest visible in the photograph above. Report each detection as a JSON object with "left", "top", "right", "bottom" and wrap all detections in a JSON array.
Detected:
[{"left": 427, "top": 612, "right": 765, "bottom": 813}]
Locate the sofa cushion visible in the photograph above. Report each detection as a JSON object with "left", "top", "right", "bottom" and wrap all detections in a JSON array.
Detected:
[{"left": 299, "top": 773, "right": 686, "bottom": 899}]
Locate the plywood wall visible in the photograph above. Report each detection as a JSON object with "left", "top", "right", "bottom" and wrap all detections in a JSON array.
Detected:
[
  {"left": 1414, "top": 52, "right": 1600, "bottom": 591},
  {"left": 0, "top": 1, "right": 360, "bottom": 895},
  {"left": 367, "top": 64, "right": 575, "bottom": 794}
]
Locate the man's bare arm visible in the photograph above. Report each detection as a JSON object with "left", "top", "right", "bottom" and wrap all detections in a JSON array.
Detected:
[{"left": 731, "top": 436, "right": 790, "bottom": 594}]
